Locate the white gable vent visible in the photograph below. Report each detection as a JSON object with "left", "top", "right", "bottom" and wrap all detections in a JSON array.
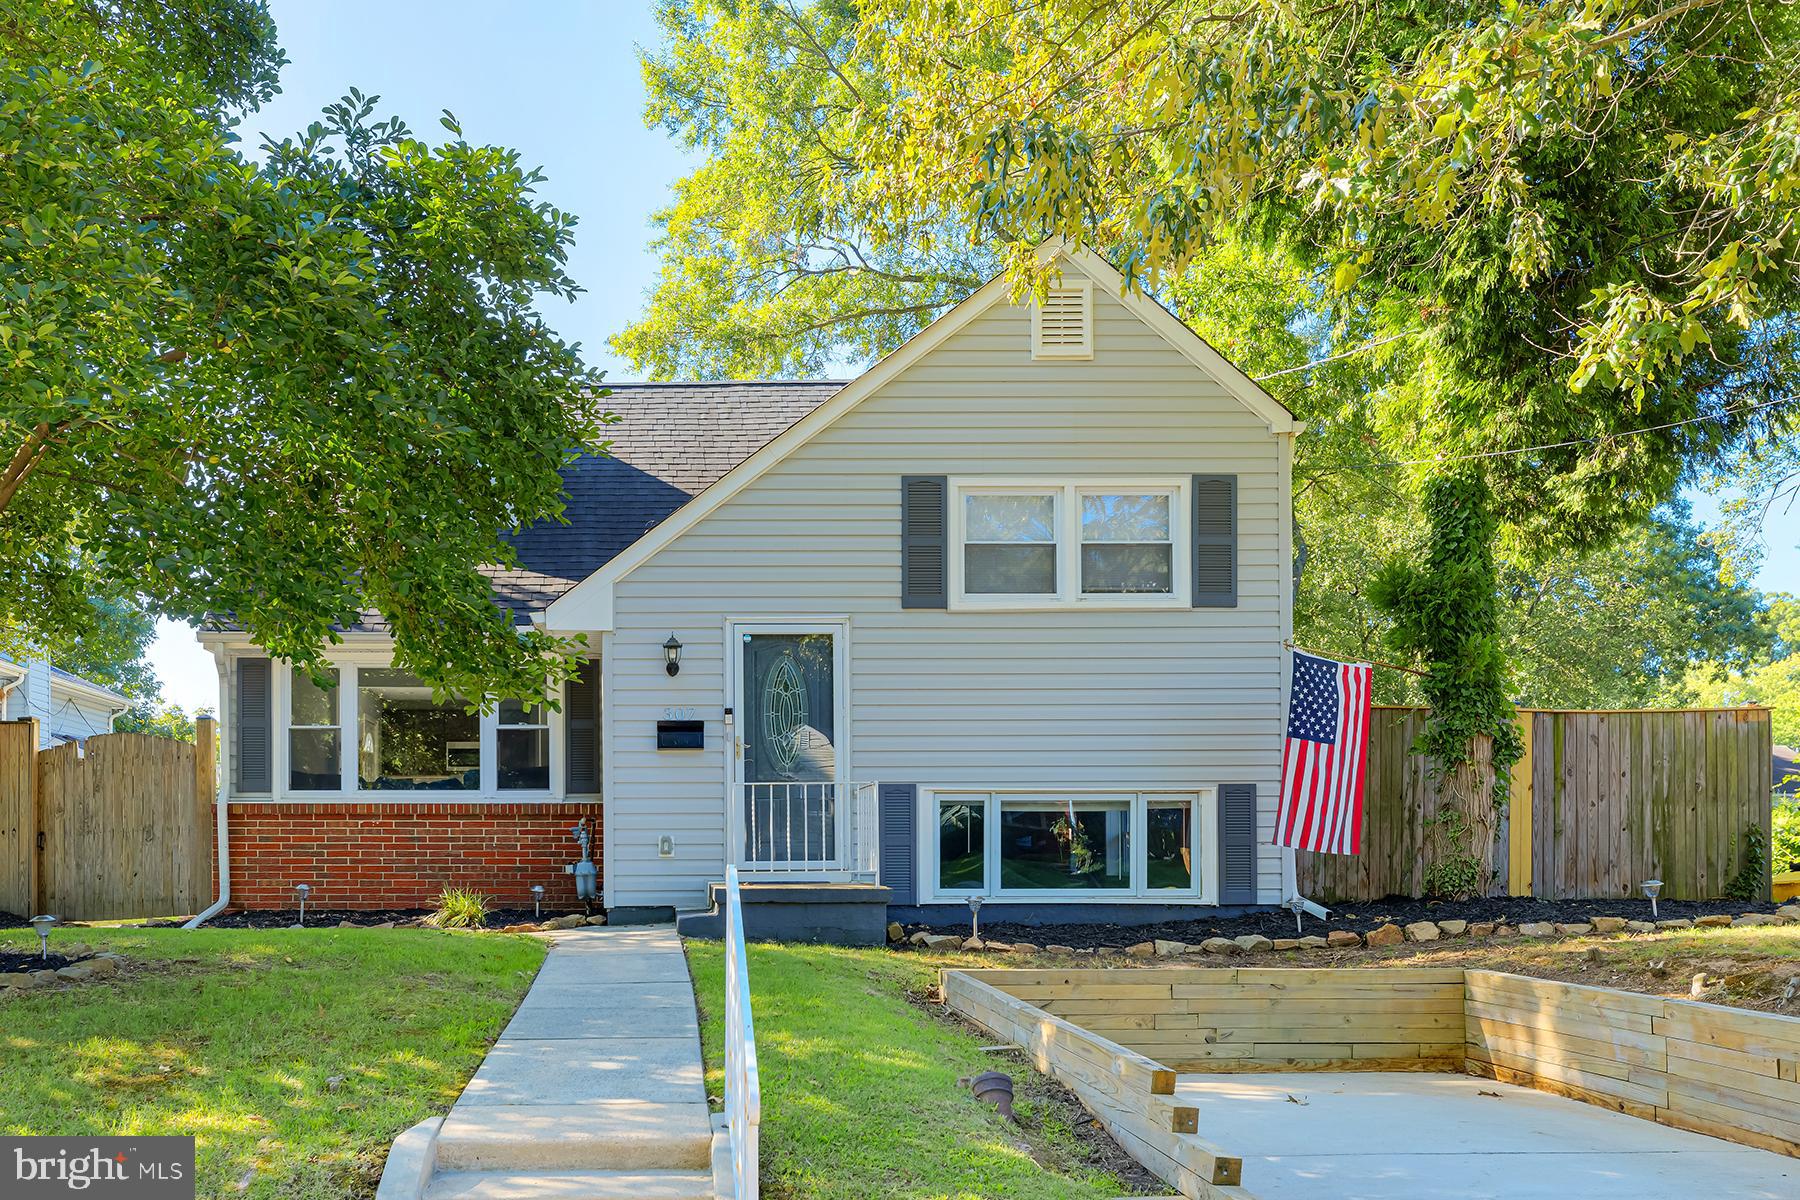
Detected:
[{"left": 1031, "top": 281, "right": 1093, "bottom": 360}]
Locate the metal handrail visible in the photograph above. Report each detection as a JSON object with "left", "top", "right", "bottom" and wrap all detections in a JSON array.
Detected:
[{"left": 723, "top": 865, "right": 762, "bottom": 1200}]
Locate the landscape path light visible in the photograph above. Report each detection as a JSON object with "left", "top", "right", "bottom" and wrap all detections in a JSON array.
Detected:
[
  {"left": 531, "top": 884, "right": 545, "bottom": 920},
  {"left": 29, "top": 914, "right": 57, "bottom": 961},
  {"left": 1642, "top": 879, "right": 1663, "bottom": 920},
  {"left": 294, "top": 882, "right": 311, "bottom": 927}
]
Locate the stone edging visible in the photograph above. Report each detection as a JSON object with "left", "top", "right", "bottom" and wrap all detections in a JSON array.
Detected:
[
  {"left": 894, "top": 905, "right": 1800, "bottom": 957},
  {"left": 0, "top": 945, "right": 128, "bottom": 995}
]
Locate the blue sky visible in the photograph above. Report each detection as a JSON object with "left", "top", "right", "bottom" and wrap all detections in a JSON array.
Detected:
[{"left": 144, "top": 0, "right": 1800, "bottom": 711}]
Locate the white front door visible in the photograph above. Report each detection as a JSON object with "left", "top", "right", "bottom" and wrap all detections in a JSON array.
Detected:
[{"left": 727, "top": 622, "right": 847, "bottom": 870}]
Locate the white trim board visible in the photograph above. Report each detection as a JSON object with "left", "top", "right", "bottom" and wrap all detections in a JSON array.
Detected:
[{"left": 543, "top": 240, "right": 1301, "bottom": 634}]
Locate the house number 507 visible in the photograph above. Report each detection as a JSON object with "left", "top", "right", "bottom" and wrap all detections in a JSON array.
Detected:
[{"left": 663, "top": 707, "right": 697, "bottom": 721}]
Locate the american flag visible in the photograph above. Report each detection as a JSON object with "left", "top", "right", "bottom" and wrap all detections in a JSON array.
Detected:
[{"left": 1274, "top": 651, "right": 1371, "bottom": 854}]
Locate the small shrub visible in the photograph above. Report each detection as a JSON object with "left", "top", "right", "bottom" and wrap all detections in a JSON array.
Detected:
[
  {"left": 427, "top": 887, "right": 491, "bottom": 929},
  {"left": 1773, "top": 796, "right": 1800, "bottom": 875}
]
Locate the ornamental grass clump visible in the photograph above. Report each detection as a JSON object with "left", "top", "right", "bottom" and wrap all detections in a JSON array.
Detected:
[{"left": 428, "top": 887, "right": 492, "bottom": 930}]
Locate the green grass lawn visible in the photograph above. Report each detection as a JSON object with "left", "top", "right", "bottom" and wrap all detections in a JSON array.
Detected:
[
  {"left": 0, "top": 927, "right": 544, "bottom": 1199},
  {"left": 685, "top": 941, "right": 1152, "bottom": 1200}
]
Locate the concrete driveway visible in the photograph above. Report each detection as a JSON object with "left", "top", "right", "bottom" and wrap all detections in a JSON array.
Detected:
[{"left": 1174, "top": 1072, "right": 1796, "bottom": 1199}]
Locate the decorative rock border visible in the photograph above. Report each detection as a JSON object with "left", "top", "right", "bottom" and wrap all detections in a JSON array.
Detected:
[
  {"left": 892, "top": 904, "right": 1800, "bottom": 959},
  {"left": 0, "top": 947, "right": 130, "bottom": 996}
]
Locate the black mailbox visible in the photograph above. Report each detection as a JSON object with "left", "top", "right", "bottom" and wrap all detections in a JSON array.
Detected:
[{"left": 656, "top": 720, "right": 704, "bottom": 750}]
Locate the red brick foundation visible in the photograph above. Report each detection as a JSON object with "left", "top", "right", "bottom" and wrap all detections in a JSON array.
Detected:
[{"left": 221, "top": 802, "right": 604, "bottom": 910}]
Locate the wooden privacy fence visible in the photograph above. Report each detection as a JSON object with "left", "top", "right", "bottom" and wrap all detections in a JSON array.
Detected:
[
  {"left": 0, "top": 717, "right": 215, "bottom": 919},
  {"left": 1297, "top": 706, "right": 1773, "bottom": 903}
]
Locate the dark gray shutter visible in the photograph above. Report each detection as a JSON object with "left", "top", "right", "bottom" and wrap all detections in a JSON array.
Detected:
[
  {"left": 1217, "top": 782, "right": 1258, "bottom": 905},
  {"left": 235, "top": 657, "right": 272, "bottom": 793},
  {"left": 565, "top": 658, "right": 601, "bottom": 794},
  {"left": 1192, "top": 474, "right": 1237, "bottom": 607},
  {"left": 879, "top": 782, "right": 918, "bottom": 904},
  {"left": 900, "top": 475, "right": 948, "bottom": 609}
]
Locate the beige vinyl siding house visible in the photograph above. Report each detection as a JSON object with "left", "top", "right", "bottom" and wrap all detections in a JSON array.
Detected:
[{"left": 199, "top": 243, "right": 1300, "bottom": 930}]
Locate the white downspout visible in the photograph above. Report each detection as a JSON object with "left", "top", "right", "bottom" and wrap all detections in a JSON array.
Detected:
[{"left": 185, "top": 653, "right": 230, "bottom": 929}]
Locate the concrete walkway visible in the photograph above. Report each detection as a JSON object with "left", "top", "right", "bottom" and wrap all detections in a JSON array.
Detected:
[
  {"left": 421, "top": 927, "right": 716, "bottom": 1200},
  {"left": 1174, "top": 1071, "right": 1796, "bottom": 1199}
]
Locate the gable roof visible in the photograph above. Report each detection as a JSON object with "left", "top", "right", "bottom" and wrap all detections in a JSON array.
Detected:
[
  {"left": 544, "top": 243, "right": 1301, "bottom": 632},
  {"left": 317, "top": 380, "right": 843, "bottom": 633}
]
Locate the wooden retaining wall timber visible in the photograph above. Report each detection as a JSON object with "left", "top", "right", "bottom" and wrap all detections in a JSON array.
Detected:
[
  {"left": 959, "top": 966, "right": 1468, "bottom": 1072},
  {"left": 1465, "top": 969, "right": 1800, "bottom": 1158},
  {"left": 952, "top": 966, "right": 1799, "bottom": 1165},
  {"left": 1298, "top": 706, "right": 1773, "bottom": 902},
  {"left": 942, "top": 970, "right": 1254, "bottom": 1200}
]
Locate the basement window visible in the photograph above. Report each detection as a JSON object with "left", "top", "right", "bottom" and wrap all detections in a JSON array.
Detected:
[{"left": 929, "top": 789, "right": 1213, "bottom": 901}]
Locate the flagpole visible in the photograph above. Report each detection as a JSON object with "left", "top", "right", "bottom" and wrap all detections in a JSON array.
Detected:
[{"left": 1282, "top": 638, "right": 1428, "bottom": 678}]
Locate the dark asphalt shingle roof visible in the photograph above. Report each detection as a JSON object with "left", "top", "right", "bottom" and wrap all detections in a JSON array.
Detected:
[{"left": 335, "top": 381, "right": 844, "bottom": 633}]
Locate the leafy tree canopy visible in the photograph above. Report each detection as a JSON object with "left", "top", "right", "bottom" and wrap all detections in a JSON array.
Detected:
[
  {"left": 3, "top": 1, "right": 606, "bottom": 705},
  {"left": 1683, "top": 593, "right": 1800, "bottom": 745}
]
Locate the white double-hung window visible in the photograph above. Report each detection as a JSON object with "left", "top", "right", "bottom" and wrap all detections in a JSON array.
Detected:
[{"left": 950, "top": 479, "right": 1187, "bottom": 607}]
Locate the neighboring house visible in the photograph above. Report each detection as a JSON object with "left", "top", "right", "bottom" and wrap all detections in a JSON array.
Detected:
[
  {"left": 0, "top": 656, "right": 131, "bottom": 748},
  {"left": 196, "top": 245, "right": 1303, "bottom": 932},
  {"left": 1776, "top": 745, "right": 1798, "bottom": 798}
]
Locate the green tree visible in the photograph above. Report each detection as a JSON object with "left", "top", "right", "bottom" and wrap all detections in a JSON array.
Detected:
[
  {"left": 1684, "top": 593, "right": 1800, "bottom": 746},
  {"left": 617, "top": 0, "right": 993, "bottom": 377},
  {"left": 631, "top": 0, "right": 1800, "bottom": 876},
  {"left": 3, "top": 1, "right": 606, "bottom": 705}
]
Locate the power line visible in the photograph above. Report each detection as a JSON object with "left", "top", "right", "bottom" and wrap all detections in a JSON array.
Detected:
[
  {"left": 1251, "top": 330, "right": 1419, "bottom": 380},
  {"left": 1333, "top": 394, "right": 1798, "bottom": 471}
]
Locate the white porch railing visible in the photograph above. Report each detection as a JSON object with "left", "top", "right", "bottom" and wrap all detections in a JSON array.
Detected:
[
  {"left": 737, "top": 781, "right": 879, "bottom": 880},
  {"left": 723, "top": 865, "right": 762, "bottom": 1200}
]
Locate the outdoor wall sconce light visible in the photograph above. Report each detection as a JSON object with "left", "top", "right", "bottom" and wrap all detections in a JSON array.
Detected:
[
  {"left": 29, "top": 914, "right": 57, "bottom": 961},
  {"left": 531, "top": 884, "right": 545, "bottom": 920},
  {"left": 1642, "top": 878, "right": 1663, "bottom": 920},
  {"left": 663, "top": 633, "right": 683, "bottom": 677},
  {"left": 294, "top": 883, "right": 311, "bottom": 927}
]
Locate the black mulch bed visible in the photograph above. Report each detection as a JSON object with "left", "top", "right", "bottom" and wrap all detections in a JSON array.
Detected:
[
  {"left": 1, "top": 950, "right": 92, "bottom": 973},
  {"left": 144, "top": 907, "right": 592, "bottom": 930},
  {"left": 907, "top": 895, "right": 1786, "bottom": 949}
]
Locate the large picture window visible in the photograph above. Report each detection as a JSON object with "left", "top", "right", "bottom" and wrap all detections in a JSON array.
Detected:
[
  {"left": 929, "top": 789, "right": 1212, "bottom": 900},
  {"left": 357, "top": 668, "right": 480, "bottom": 791},
  {"left": 950, "top": 479, "right": 1186, "bottom": 606}
]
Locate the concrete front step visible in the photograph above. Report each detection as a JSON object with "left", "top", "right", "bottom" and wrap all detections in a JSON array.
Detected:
[
  {"left": 435, "top": 1102, "right": 713, "bottom": 1171},
  {"left": 423, "top": 1169, "right": 714, "bottom": 1200},
  {"left": 676, "top": 880, "right": 892, "bottom": 945}
]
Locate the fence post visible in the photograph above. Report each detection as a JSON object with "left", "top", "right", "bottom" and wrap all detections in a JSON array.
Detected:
[
  {"left": 193, "top": 717, "right": 217, "bottom": 907},
  {"left": 1508, "top": 711, "right": 1534, "bottom": 897}
]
